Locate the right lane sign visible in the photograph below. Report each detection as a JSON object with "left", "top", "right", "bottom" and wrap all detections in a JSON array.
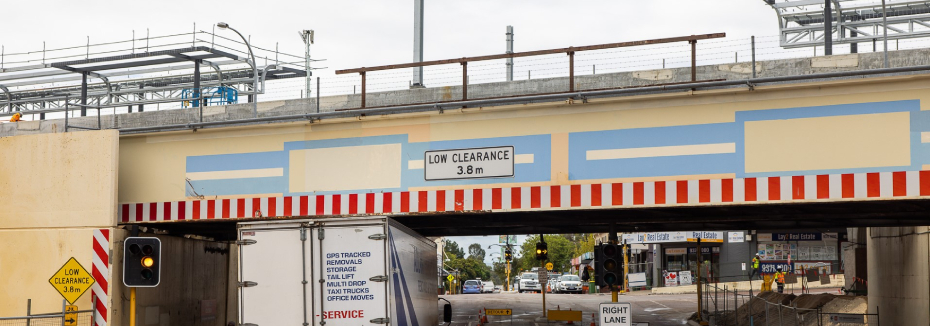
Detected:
[{"left": 599, "top": 302, "right": 632, "bottom": 326}]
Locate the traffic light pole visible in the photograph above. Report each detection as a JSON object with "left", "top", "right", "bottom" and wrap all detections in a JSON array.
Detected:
[
  {"left": 609, "top": 225, "right": 619, "bottom": 303},
  {"left": 542, "top": 262, "right": 547, "bottom": 318},
  {"left": 130, "top": 288, "right": 136, "bottom": 326},
  {"left": 506, "top": 260, "right": 511, "bottom": 291}
]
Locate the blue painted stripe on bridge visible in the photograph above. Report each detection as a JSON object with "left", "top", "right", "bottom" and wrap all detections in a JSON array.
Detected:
[
  {"left": 186, "top": 151, "right": 287, "bottom": 173},
  {"left": 188, "top": 177, "right": 287, "bottom": 196},
  {"left": 568, "top": 123, "right": 741, "bottom": 180}
]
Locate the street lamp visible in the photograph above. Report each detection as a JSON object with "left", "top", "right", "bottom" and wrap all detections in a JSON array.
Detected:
[
  {"left": 216, "top": 22, "right": 258, "bottom": 118},
  {"left": 489, "top": 243, "right": 514, "bottom": 291}
]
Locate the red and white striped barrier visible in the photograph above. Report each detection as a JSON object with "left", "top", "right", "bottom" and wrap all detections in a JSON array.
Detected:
[
  {"left": 91, "top": 229, "right": 110, "bottom": 326},
  {"left": 121, "top": 170, "right": 930, "bottom": 222}
]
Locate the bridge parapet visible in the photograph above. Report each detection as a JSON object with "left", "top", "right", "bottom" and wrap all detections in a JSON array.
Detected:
[{"left": 3, "top": 47, "right": 930, "bottom": 138}]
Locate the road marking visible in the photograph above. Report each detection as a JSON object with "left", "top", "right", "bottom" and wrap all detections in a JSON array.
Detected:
[{"left": 650, "top": 300, "right": 671, "bottom": 309}]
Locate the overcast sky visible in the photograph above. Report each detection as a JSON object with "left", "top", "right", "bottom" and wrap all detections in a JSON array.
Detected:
[{"left": 0, "top": 0, "right": 774, "bottom": 72}]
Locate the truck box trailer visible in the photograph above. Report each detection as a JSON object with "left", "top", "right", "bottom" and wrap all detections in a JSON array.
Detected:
[{"left": 238, "top": 217, "right": 438, "bottom": 326}]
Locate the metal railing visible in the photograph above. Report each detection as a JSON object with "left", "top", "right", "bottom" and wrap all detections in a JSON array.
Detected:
[{"left": 0, "top": 299, "right": 96, "bottom": 326}]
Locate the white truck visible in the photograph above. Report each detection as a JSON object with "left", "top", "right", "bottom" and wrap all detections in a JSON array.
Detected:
[{"left": 237, "top": 217, "right": 440, "bottom": 326}]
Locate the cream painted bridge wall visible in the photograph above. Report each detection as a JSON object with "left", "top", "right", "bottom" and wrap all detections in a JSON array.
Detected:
[
  {"left": 0, "top": 131, "right": 118, "bottom": 322},
  {"left": 5, "top": 73, "right": 930, "bottom": 324},
  {"left": 118, "top": 74, "right": 930, "bottom": 221}
]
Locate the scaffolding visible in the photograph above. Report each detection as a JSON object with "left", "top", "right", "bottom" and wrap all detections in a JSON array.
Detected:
[
  {"left": 0, "top": 27, "right": 311, "bottom": 119},
  {"left": 764, "top": 0, "right": 930, "bottom": 48}
]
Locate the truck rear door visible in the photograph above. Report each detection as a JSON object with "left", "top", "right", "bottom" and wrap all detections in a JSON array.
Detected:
[
  {"left": 239, "top": 223, "right": 310, "bottom": 326},
  {"left": 312, "top": 221, "right": 388, "bottom": 326}
]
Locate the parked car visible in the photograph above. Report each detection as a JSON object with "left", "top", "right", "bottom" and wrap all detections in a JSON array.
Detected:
[
  {"left": 556, "top": 274, "right": 583, "bottom": 294},
  {"left": 517, "top": 272, "right": 541, "bottom": 293},
  {"left": 493, "top": 285, "right": 502, "bottom": 293},
  {"left": 482, "top": 281, "right": 495, "bottom": 293},
  {"left": 463, "top": 280, "right": 482, "bottom": 294}
]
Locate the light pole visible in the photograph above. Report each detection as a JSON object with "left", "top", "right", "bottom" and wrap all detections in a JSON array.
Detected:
[
  {"left": 216, "top": 22, "right": 258, "bottom": 118},
  {"left": 489, "top": 243, "right": 514, "bottom": 291},
  {"left": 299, "top": 30, "right": 314, "bottom": 99}
]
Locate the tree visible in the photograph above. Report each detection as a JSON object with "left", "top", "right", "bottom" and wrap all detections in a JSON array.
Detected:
[
  {"left": 468, "top": 243, "right": 486, "bottom": 261},
  {"left": 446, "top": 255, "right": 491, "bottom": 283},
  {"left": 444, "top": 240, "right": 465, "bottom": 259},
  {"left": 572, "top": 234, "right": 597, "bottom": 259},
  {"left": 515, "top": 235, "right": 575, "bottom": 273}
]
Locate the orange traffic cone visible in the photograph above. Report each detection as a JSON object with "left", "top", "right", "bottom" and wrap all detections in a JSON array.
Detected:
[
  {"left": 566, "top": 308, "right": 574, "bottom": 325},
  {"left": 590, "top": 313, "right": 596, "bottom": 326}
]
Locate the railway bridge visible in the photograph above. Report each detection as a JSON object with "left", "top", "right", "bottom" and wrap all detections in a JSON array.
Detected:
[{"left": 5, "top": 40, "right": 930, "bottom": 325}]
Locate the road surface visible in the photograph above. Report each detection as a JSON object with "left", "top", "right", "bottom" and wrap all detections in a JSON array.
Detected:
[{"left": 442, "top": 291, "right": 697, "bottom": 326}]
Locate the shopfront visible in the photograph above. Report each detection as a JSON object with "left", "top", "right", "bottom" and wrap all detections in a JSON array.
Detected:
[
  {"left": 755, "top": 232, "right": 842, "bottom": 275},
  {"left": 623, "top": 231, "right": 732, "bottom": 286}
]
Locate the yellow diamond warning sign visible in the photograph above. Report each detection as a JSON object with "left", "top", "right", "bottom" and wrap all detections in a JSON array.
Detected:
[{"left": 49, "top": 257, "right": 95, "bottom": 304}]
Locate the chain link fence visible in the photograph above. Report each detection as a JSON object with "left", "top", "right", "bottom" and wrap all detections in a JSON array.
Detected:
[
  {"left": 699, "top": 283, "right": 877, "bottom": 326},
  {"left": 0, "top": 299, "right": 96, "bottom": 326},
  {"left": 0, "top": 312, "right": 93, "bottom": 326}
]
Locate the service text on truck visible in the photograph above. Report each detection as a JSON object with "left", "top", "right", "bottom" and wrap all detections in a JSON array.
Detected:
[{"left": 424, "top": 146, "right": 515, "bottom": 181}]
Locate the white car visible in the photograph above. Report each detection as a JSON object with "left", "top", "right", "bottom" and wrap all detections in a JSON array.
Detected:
[
  {"left": 517, "top": 272, "right": 541, "bottom": 293},
  {"left": 482, "top": 281, "right": 495, "bottom": 293},
  {"left": 556, "top": 275, "right": 583, "bottom": 294}
]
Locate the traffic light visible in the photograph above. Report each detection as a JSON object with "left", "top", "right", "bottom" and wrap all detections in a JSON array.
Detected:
[
  {"left": 595, "top": 243, "right": 622, "bottom": 288},
  {"left": 123, "top": 237, "right": 162, "bottom": 287},
  {"left": 504, "top": 249, "right": 513, "bottom": 261},
  {"left": 535, "top": 242, "right": 548, "bottom": 261}
]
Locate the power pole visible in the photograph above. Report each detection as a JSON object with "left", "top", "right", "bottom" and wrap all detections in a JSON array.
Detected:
[
  {"left": 882, "top": 0, "right": 889, "bottom": 67},
  {"left": 412, "top": 0, "right": 426, "bottom": 88},
  {"left": 506, "top": 26, "right": 514, "bottom": 81},
  {"left": 824, "top": 0, "right": 833, "bottom": 55}
]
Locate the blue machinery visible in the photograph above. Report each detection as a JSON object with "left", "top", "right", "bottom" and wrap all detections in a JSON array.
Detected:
[{"left": 182, "top": 86, "right": 238, "bottom": 108}]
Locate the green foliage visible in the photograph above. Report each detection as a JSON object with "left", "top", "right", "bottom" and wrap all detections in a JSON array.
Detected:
[
  {"left": 445, "top": 254, "right": 491, "bottom": 282},
  {"left": 515, "top": 235, "right": 575, "bottom": 273},
  {"left": 468, "top": 243, "right": 486, "bottom": 261},
  {"left": 444, "top": 240, "right": 465, "bottom": 259},
  {"left": 441, "top": 241, "right": 491, "bottom": 289},
  {"left": 572, "top": 234, "right": 597, "bottom": 259}
]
